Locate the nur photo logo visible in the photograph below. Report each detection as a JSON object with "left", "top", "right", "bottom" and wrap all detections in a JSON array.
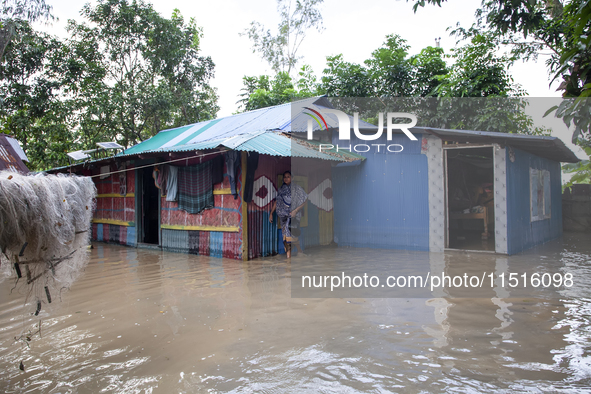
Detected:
[{"left": 303, "top": 106, "right": 418, "bottom": 153}]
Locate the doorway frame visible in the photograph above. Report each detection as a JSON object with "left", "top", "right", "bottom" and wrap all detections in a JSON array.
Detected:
[
  {"left": 135, "top": 167, "right": 162, "bottom": 246},
  {"left": 443, "top": 144, "right": 496, "bottom": 252}
]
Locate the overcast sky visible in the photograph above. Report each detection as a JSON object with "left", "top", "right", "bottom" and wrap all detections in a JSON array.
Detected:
[{"left": 36, "top": 0, "right": 585, "bottom": 159}]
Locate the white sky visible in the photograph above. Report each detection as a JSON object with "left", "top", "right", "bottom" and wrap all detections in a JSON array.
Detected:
[{"left": 36, "top": 0, "right": 586, "bottom": 160}]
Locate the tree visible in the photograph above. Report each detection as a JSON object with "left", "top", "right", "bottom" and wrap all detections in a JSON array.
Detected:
[
  {"left": 237, "top": 70, "right": 316, "bottom": 111},
  {"left": 0, "top": 0, "right": 53, "bottom": 60},
  {"left": 0, "top": 1, "right": 219, "bottom": 170},
  {"left": 434, "top": 29, "right": 524, "bottom": 97},
  {"left": 320, "top": 33, "right": 516, "bottom": 99},
  {"left": 69, "top": 0, "right": 218, "bottom": 147},
  {"left": 0, "top": 23, "right": 76, "bottom": 170},
  {"left": 238, "top": 32, "right": 533, "bottom": 135},
  {"left": 319, "top": 54, "right": 374, "bottom": 97},
  {"left": 412, "top": 0, "right": 591, "bottom": 145},
  {"left": 562, "top": 146, "right": 591, "bottom": 187},
  {"left": 318, "top": 34, "right": 536, "bottom": 134},
  {"left": 366, "top": 34, "right": 414, "bottom": 97},
  {"left": 242, "top": 0, "right": 324, "bottom": 75},
  {"left": 410, "top": 46, "right": 448, "bottom": 97}
]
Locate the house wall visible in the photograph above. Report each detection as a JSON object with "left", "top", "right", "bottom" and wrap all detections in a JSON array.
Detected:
[
  {"left": 247, "top": 155, "right": 289, "bottom": 259},
  {"left": 425, "top": 135, "right": 445, "bottom": 252},
  {"left": 89, "top": 154, "right": 245, "bottom": 259},
  {"left": 562, "top": 184, "right": 591, "bottom": 232},
  {"left": 88, "top": 153, "right": 337, "bottom": 260},
  {"left": 246, "top": 156, "right": 334, "bottom": 259},
  {"left": 293, "top": 157, "right": 334, "bottom": 250},
  {"left": 91, "top": 164, "right": 137, "bottom": 247},
  {"left": 493, "top": 145, "right": 509, "bottom": 254},
  {"left": 160, "top": 154, "right": 243, "bottom": 259},
  {"left": 506, "top": 147, "right": 563, "bottom": 254},
  {"left": 331, "top": 133, "right": 429, "bottom": 250}
]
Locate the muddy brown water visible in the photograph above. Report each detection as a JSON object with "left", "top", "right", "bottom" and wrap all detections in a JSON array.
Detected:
[{"left": 1, "top": 234, "right": 590, "bottom": 393}]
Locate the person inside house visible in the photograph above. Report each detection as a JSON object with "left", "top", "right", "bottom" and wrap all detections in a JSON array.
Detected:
[{"left": 269, "top": 170, "right": 307, "bottom": 259}]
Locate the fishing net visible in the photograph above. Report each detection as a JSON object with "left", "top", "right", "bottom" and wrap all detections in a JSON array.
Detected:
[{"left": 0, "top": 171, "right": 96, "bottom": 314}]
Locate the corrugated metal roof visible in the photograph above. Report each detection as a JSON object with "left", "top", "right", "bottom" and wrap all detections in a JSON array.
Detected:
[
  {"left": 415, "top": 127, "right": 580, "bottom": 163},
  {"left": 118, "top": 131, "right": 362, "bottom": 162},
  {"left": 120, "top": 97, "right": 376, "bottom": 157},
  {"left": 234, "top": 132, "right": 358, "bottom": 161},
  {"left": 0, "top": 135, "right": 29, "bottom": 173}
]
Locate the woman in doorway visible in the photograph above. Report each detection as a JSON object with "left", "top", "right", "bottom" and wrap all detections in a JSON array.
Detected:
[{"left": 269, "top": 171, "right": 307, "bottom": 259}]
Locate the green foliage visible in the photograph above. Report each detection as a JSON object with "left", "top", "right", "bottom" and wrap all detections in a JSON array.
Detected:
[
  {"left": 0, "top": 0, "right": 218, "bottom": 170},
  {"left": 366, "top": 34, "right": 414, "bottom": 97},
  {"left": 319, "top": 54, "right": 374, "bottom": 97},
  {"left": 410, "top": 46, "right": 448, "bottom": 97},
  {"left": 296, "top": 64, "right": 318, "bottom": 95},
  {"left": 563, "top": 146, "right": 591, "bottom": 187},
  {"left": 68, "top": 0, "right": 218, "bottom": 147},
  {"left": 0, "top": 23, "right": 75, "bottom": 171},
  {"left": 412, "top": 0, "right": 591, "bottom": 145},
  {"left": 434, "top": 30, "right": 524, "bottom": 97},
  {"left": 238, "top": 70, "right": 316, "bottom": 111},
  {"left": 320, "top": 32, "right": 517, "bottom": 99},
  {"left": 241, "top": 31, "right": 525, "bottom": 134},
  {"left": 319, "top": 35, "right": 449, "bottom": 98},
  {"left": 242, "top": 0, "right": 324, "bottom": 74},
  {"left": 0, "top": 0, "right": 53, "bottom": 58}
]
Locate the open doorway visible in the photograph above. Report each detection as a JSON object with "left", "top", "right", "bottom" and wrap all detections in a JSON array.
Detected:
[
  {"left": 445, "top": 146, "right": 495, "bottom": 251},
  {"left": 139, "top": 167, "right": 160, "bottom": 245}
]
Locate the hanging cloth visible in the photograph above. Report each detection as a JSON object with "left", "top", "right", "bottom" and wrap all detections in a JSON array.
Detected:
[
  {"left": 243, "top": 152, "right": 259, "bottom": 203},
  {"left": 166, "top": 165, "right": 179, "bottom": 202},
  {"left": 225, "top": 151, "right": 240, "bottom": 199},
  {"left": 153, "top": 165, "right": 168, "bottom": 196},
  {"left": 178, "top": 161, "right": 214, "bottom": 214}
]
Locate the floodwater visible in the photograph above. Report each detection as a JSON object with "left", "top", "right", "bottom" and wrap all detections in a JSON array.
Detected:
[{"left": 1, "top": 234, "right": 591, "bottom": 393}]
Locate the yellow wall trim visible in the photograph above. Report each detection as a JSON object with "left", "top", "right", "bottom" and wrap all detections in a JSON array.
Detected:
[
  {"left": 96, "top": 193, "right": 135, "bottom": 198},
  {"left": 213, "top": 188, "right": 232, "bottom": 195},
  {"left": 161, "top": 224, "right": 240, "bottom": 232},
  {"left": 92, "top": 218, "right": 135, "bottom": 227}
]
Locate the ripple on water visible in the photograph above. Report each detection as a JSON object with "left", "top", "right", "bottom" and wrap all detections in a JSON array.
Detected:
[{"left": 0, "top": 237, "right": 590, "bottom": 393}]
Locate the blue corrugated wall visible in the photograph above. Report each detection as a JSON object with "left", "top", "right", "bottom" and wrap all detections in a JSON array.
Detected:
[
  {"left": 506, "top": 147, "right": 562, "bottom": 254},
  {"left": 332, "top": 134, "right": 429, "bottom": 250}
]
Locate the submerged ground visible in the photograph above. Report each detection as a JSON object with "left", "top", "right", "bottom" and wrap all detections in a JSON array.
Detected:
[{"left": 1, "top": 233, "right": 590, "bottom": 393}]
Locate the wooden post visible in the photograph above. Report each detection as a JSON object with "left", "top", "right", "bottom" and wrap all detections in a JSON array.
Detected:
[{"left": 241, "top": 151, "right": 248, "bottom": 261}]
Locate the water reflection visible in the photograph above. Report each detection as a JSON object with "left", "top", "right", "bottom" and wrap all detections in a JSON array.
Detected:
[{"left": 0, "top": 233, "right": 589, "bottom": 392}]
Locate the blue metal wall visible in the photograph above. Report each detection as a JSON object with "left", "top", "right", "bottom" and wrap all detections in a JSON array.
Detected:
[
  {"left": 506, "top": 147, "right": 562, "bottom": 254},
  {"left": 332, "top": 134, "right": 429, "bottom": 250}
]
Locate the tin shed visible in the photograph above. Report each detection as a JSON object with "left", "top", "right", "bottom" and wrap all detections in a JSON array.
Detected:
[{"left": 330, "top": 126, "right": 579, "bottom": 255}]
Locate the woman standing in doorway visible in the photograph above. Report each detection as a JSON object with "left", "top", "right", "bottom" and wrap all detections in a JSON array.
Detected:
[{"left": 269, "top": 171, "right": 307, "bottom": 259}]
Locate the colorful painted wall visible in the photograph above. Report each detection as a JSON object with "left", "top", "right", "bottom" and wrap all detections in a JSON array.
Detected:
[
  {"left": 505, "top": 147, "right": 563, "bottom": 254},
  {"left": 246, "top": 156, "right": 335, "bottom": 259},
  {"left": 160, "top": 154, "right": 243, "bottom": 259},
  {"left": 91, "top": 164, "right": 137, "bottom": 247},
  {"left": 247, "top": 155, "right": 290, "bottom": 259},
  {"left": 89, "top": 152, "right": 338, "bottom": 260}
]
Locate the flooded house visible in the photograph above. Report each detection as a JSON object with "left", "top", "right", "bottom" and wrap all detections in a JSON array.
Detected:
[
  {"left": 53, "top": 98, "right": 361, "bottom": 261},
  {"left": 331, "top": 125, "right": 579, "bottom": 255},
  {"left": 53, "top": 97, "right": 579, "bottom": 257}
]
